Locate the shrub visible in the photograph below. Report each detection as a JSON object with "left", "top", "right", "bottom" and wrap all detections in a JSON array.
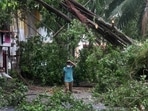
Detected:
[
  {"left": 0, "top": 79, "right": 28, "bottom": 107},
  {"left": 94, "top": 80, "right": 148, "bottom": 110}
]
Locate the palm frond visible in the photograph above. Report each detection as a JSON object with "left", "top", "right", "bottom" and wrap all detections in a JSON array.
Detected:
[
  {"left": 117, "top": 0, "right": 144, "bottom": 29},
  {"left": 105, "top": 0, "right": 125, "bottom": 18},
  {"left": 83, "top": 0, "right": 109, "bottom": 17},
  {"left": 106, "top": 0, "right": 145, "bottom": 30}
]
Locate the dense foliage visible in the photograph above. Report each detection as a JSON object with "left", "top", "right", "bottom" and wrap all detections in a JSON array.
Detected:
[
  {"left": 20, "top": 36, "right": 64, "bottom": 85},
  {"left": 95, "top": 80, "right": 148, "bottom": 110},
  {"left": 93, "top": 41, "right": 148, "bottom": 110},
  {"left": 0, "top": 78, "right": 27, "bottom": 107},
  {"left": 1, "top": 0, "right": 148, "bottom": 110},
  {"left": 20, "top": 20, "right": 87, "bottom": 85}
]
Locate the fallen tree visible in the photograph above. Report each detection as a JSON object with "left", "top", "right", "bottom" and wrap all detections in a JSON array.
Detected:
[{"left": 34, "top": 0, "right": 133, "bottom": 47}]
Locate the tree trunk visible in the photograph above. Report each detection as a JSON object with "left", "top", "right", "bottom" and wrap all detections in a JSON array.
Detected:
[
  {"left": 15, "top": 11, "right": 30, "bottom": 86},
  {"left": 62, "top": 0, "right": 133, "bottom": 47}
]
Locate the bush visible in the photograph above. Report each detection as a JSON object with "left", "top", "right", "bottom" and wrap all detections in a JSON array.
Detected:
[
  {"left": 94, "top": 80, "right": 148, "bottom": 110},
  {"left": 0, "top": 79, "right": 28, "bottom": 107},
  {"left": 93, "top": 46, "right": 130, "bottom": 93},
  {"left": 20, "top": 36, "right": 67, "bottom": 85},
  {"left": 93, "top": 41, "right": 148, "bottom": 110}
]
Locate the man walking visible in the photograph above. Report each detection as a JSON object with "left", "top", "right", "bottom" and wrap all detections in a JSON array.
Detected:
[{"left": 63, "top": 60, "right": 76, "bottom": 93}]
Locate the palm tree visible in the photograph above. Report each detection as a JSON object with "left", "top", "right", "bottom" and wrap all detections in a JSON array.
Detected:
[
  {"left": 77, "top": 0, "right": 110, "bottom": 18},
  {"left": 105, "top": 0, "right": 147, "bottom": 36}
]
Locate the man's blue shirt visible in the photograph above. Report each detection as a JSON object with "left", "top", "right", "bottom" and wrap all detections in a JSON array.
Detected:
[{"left": 63, "top": 66, "right": 73, "bottom": 82}]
